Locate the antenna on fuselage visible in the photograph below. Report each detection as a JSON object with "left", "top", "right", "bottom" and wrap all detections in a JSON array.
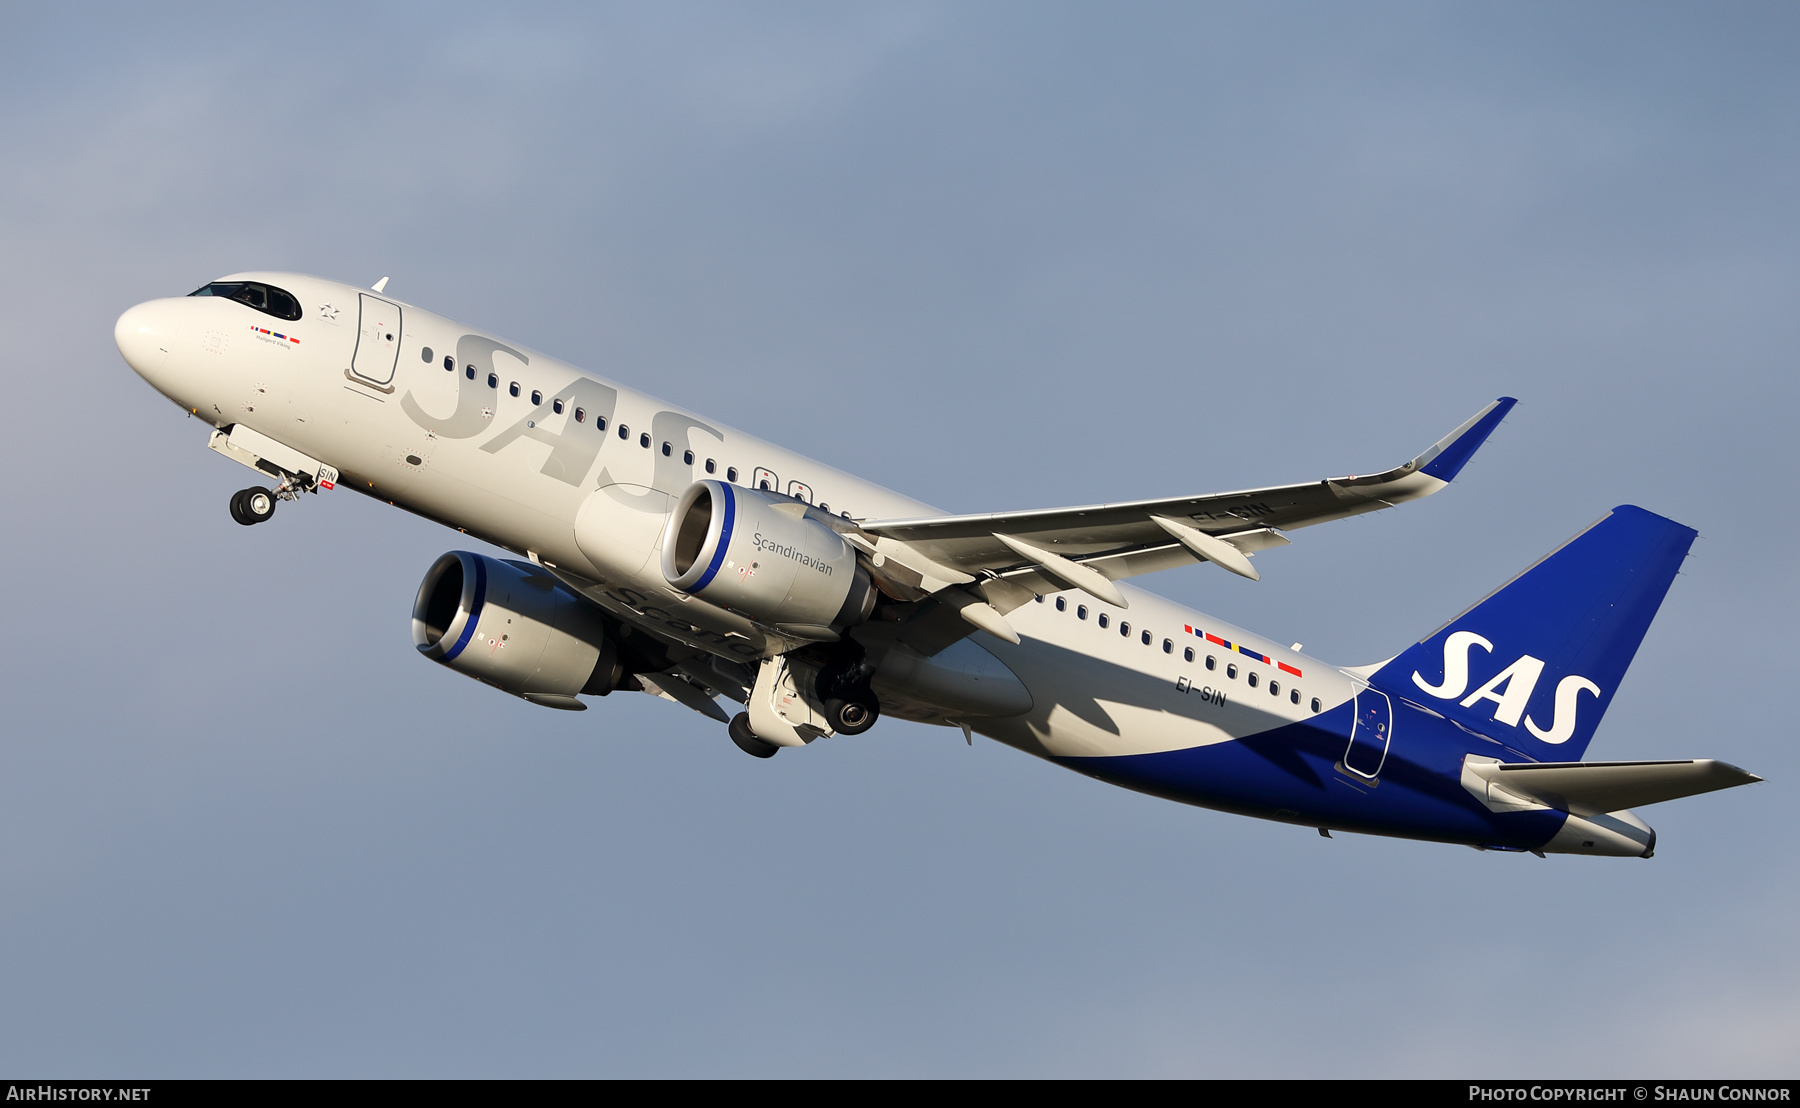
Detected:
[{"left": 370, "top": 276, "right": 390, "bottom": 293}]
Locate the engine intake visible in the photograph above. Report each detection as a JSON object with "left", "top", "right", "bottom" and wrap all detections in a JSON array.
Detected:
[
  {"left": 412, "top": 551, "right": 620, "bottom": 708},
  {"left": 661, "top": 480, "right": 874, "bottom": 633}
]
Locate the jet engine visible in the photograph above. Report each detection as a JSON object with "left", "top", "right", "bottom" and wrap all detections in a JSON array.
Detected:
[
  {"left": 412, "top": 551, "right": 621, "bottom": 709},
  {"left": 661, "top": 480, "right": 875, "bottom": 635}
]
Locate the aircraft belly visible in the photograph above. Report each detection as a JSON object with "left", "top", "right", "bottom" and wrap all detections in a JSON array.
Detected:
[
  {"left": 1029, "top": 699, "right": 1234, "bottom": 759},
  {"left": 869, "top": 637, "right": 1033, "bottom": 719},
  {"left": 574, "top": 483, "right": 669, "bottom": 581},
  {"left": 988, "top": 625, "right": 1339, "bottom": 760},
  {"left": 1054, "top": 705, "right": 1571, "bottom": 849},
  {"left": 407, "top": 470, "right": 580, "bottom": 559}
]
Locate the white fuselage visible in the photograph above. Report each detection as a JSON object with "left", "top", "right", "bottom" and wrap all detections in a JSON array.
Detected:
[{"left": 117, "top": 272, "right": 1355, "bottom": 764}]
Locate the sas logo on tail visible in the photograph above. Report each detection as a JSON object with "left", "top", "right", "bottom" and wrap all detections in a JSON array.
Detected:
[{"left": 1411, "top": 631, "right": 1600, "bottom": 745}]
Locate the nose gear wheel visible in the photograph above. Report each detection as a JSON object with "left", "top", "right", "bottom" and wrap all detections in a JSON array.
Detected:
[{"left": 230, "top": 487, "right": 277, "bottom": 526}]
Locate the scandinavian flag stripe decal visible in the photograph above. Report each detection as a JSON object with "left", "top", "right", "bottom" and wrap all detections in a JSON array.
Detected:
[{"left": 1183, "top": 624, "right": 1299, "bottom": 677}]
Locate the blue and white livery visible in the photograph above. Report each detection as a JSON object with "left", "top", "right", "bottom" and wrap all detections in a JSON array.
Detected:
[{"left": 115, "top": 272, "right": 1760, "bottom": 858}]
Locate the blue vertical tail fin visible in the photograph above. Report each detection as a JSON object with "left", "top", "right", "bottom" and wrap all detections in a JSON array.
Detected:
[{"left": 1370, "top": 506, "right": 1696, "bottom": 760}]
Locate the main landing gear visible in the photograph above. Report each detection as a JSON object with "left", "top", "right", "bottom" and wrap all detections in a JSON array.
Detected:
[
  {"left": 725, "top": 660, "right": 884, "bottom": 758},
  {"left": 823, "top": 689, "right": 879, "bottom": 735},
  {"left": 728, "top": 713, "right": 779, "bottom": 758},
  {"left": 816, "top": 660, "right": 880, "bottom": 736}
]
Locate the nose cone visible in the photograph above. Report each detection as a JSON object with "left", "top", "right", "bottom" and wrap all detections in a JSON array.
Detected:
[{"left": 115, "top": 301, "right": 173, "bottom": 382}]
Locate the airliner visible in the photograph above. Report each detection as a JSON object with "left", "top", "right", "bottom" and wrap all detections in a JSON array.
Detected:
[{"left": 114, "top": 272, "right": 1760, "bottom": 857}]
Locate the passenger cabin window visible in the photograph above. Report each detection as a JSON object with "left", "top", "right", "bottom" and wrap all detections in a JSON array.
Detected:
[
  {"left": 189, "top": 281, "right": 303, "bottom": 322},
  {"left": 531, "top": 390, "right": 542, "bottom": 406},
  {"left": 1310, "top": 698, "right": 1321, "bottom": 713},
  {"left": 1161, "top": 637, "right": 1171, "bottom": 652},
  {"left": 1119, "top": 621, "right": 1130, "bottom": 637},
  {"left": 1227, "top": 663, "right": 1238, "bottom": 679},
  {"left": 1055, "top": 597, "right": 1067, "bottom": 612},
  {"left": 487, "top": 373, "right": 498, "bottom": 388},
  {"left": 1077, "top": 605, "right": 1088, "bottom": 620},
  {"left": 1269, "top": 680, "right": 1280, "bottom": 696},
  {"left": 509, "top": 382, "right": 520, "bottom": 397},
  {"left": 684, "top": 450, "right": 694, "bottom": 465},
  {"left": 421, "top": 347, "right": 433, "bottom": 363},
  {"left": 1247, "top": 672, "right": 1259, "bottom": 688},
  {"left": 1290, "top": 689, "right": 1301, "bottom": 705},
  {"left": 1205, "top": 655, "right": 1216, "bottom": 670},
  {"left": 1183, "top": 646, "right": 1194, "bottom": 662},
  {"left": 574, "top": 407, "right": 586, "bottom": 423},
  {"left": 465, "top": 366, "right": 475, "bottom": 380},
  {"left": 640, "top": 433, "right": 651, "bottom": 448},
  {"left": 661, "top": 441, "right": 672, "bottom": 456},
  {"left": 727, "top": 467, "right": 738, "bottom": 482},
  {"left": 553, "top": 399, "right": 565, "bottom": 415},
  {"left": 705, "top": 459, "right": 716, "bottom": 474},
  {"left": 618, "top": 424, "right": 629, "bottom": 440},
  {"left": 444, "top": 355, "right": 455, "bottom": 372}
]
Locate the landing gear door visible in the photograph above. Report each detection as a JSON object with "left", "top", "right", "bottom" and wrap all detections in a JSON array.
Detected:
[
  {"left": 350, "top": 293, "right": 403, "bottom": 386},
  {"left": 1344, "top": 688, "right": 1393, "bottom": 779}
]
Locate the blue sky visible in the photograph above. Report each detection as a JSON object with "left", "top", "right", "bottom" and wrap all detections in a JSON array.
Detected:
[{"left": 0, "top": 2, "right": 1795, "bottom": 1076}]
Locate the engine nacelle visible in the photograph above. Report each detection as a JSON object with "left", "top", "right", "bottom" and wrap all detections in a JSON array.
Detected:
[
  {"left": 412, "top": 551, "right": 620, "bottom": 709},
  {"left": 661, "top": 481, "right": 875, "bottom": 634}
]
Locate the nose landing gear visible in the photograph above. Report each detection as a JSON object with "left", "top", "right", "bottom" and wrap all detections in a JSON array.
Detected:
[
  {"left": 228, "top": 472, "right": 314, "bottom": 526},
  {"left": 229, "top": 487, "right": 276, "bottom": 526}
]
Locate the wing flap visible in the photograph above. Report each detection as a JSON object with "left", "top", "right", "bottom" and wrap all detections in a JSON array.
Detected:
[{"left": 637, "top": 671, "right": 733, "bottom": 723}]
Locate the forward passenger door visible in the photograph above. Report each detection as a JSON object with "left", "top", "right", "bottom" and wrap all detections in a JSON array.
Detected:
[{"left": 350, "top": 293, "right": 404, "bottom": 387}]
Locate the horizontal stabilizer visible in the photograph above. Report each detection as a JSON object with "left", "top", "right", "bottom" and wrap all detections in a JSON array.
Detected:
[{"left": 1463, "top": 757, "right": 1760, "bottom": 817}]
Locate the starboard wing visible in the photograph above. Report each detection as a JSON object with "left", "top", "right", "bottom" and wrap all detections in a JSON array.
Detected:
[{"left": 857, "top": 397, "right": 1516, "bottom": 609}]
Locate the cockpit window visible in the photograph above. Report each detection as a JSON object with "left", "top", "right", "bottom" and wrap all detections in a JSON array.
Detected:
[{"left": 189, "top": 281, "right": 302, "bottom": 322}]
